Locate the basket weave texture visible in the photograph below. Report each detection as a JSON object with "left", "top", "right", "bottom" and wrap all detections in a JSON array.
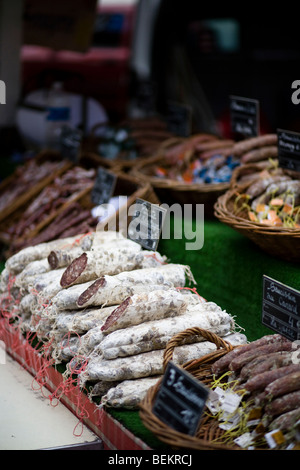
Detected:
[
  {"left": 214, "top": 163, "right": 300, "bottom": 262},
  {"left": 139, "top": 327, "right": 242, "bottom": 450}
]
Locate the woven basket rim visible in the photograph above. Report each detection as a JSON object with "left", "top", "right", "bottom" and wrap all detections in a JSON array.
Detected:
[{"left": 214, "top": 189, "right": 300, "bottom": 235}]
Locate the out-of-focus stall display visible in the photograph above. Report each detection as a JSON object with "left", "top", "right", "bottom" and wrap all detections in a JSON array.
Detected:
[
  {"left": 0, "top": 148, "right": 159, "bottom": 259},
  {"left": 82, "top": 115, "right": 176, "bottom": 169},
  {"left": 214, "top": 134, "right": 300, "bottom": 262},
  {"left": 131, "top": 132, "right": 238, "bottom": 215}
]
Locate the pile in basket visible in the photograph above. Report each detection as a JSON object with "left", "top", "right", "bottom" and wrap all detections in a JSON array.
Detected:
[
  {"left": 139, "top": 327, "right": 300, "bottom": 450},
  {"left": 214, "top": 134, "right": 300, "bottom": 262},
  {"left": 130, "top": 133, "right": 240, "bottom": 214},
  {"left": 0, "top": 230, "right": 246, "bottom": 412}
]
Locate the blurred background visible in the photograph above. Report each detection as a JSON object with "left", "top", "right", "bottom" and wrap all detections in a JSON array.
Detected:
[{"left": 0, "top": 0, "right": 299, "bottom": 158}]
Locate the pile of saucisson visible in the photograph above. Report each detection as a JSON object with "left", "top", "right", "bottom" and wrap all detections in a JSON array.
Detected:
[
  {"left": 0, "top": 230, "right": 246, "bottom": 410},
  {"left": 207, "top": 335, "right": 300, "bottom": 449},
  {"left": 7, "top": 166, "right": 98, "bottom": 253}
]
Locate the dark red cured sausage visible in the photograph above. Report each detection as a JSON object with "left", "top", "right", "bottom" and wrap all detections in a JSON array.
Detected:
[
  {"left": 77, "top": 277, "right": 106, "bottom": 307},
  {"left": 244, "top": 364, "right": 300, "bottom": 392},
  {"left": 265, "top": 390, "right": 300, "bottom": 417},
  {"left": 101, "top": 297, "right": 132, "bottom": 332},
  {"left": 269, "top": 407, "right": 300, "bottom": 432},
  {"left": 60, "top": 253, "right": 88, "bottom": 287},
  {"left": 240, "top": 351, "right": 292, "bottom": 381},
  {"left": 232, "top": 134, "right": 278, "bottom": 156},
  {"left": 211, "top": 334, "right": 288, "bottom": 375},
  {"left": 229, "top": 341, "right": 293, "bottom": 372},
  {"left": 241, "top": 145, "right": 278, "bottom": 163},
  {"left": 265, "top": 370, "right": 300, "bottom": 398}
]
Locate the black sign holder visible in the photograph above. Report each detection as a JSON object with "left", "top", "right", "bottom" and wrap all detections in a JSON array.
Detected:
[
  {"left": 262, "top": 275, "right": 300, "bottom": 341},
  {"left": 127, "top": 198, "right": 167, "bottom": 251},
  {"left": 60, "top": 125, "right": 83, "bottom": 163},
  {"left": 91, "top": 167, "right": 117, "bottom": 206},
  {"left": 152, "top": 361, "right": 209, "bottom": 436},
  {"left": 277, "top": 128, "right": 300, "bottom": 173},
  {"left": 229, "top": 95, "right": 259, "bottom": 139},
  {"left": 166, "top": 101, "right": 192, "bottom": 137}
]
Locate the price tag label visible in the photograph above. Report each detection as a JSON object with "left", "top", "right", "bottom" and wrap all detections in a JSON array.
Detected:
[
  {"left": 128, "top": 198, "right": 167, "bottom": 251},
  {"left": 230, "top": 95, "right": 259, "bottom": 138},
  {"left": 167, "top": 101, "right": 192, "bottom": 137},
  {"left": 136, "top": 80, "right": 156, "bottom": 113},
  {"left": 91, "top": 167, "right": 117, "bottom": 206},
  {"left": 262, "top": 275, "right": 300, "bottom": 341},
  {"left": 277, "top": 129, "right": 300, "bottom": 172},
  {"left": 60, "top": 125, "right": 83, "bottom": 162},
  {"left": 152, "top": 361, "right": 209, "bottom": 436}
]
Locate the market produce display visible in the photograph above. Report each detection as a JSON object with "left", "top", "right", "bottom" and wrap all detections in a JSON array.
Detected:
[
  {"left": 0, "top": 229, "right": 246, "bottom": 412},
  {"left": 206, "top": 334, "right": 300, "bottom": 450},
  {"left": 233, "top": 164, "right": 300, "bottom": 228},
  {"left": 0, "top": 156, "right": 70, "bottom": 225},
  {"left": 139, "top": 133, "right": 238, "bottom": 184},
  {"left": 6, "top": 166, "right": 98, "bottom": 253},
  {"left": 0, "top": 159, "right": 59, "bottom": 212},
  {"left": 214, "top": 157, "right": 300, "bottom": 261},
  {"left": 232, "top": 133, "right": 278, "bottom": 164},
  {"left": 86, "top": 116, "right": 175, "bottom": 164}
]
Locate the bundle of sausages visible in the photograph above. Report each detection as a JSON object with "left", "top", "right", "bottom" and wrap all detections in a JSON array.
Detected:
[
  {"left": 0, "top": 230, "right": 247, "bottom": 410},
  {"left": 7, "top": 166, "right": 98, "bottom": 253},
  {"left": 232, "top": 134, "right": 278, "bottom": 164},
  {"left": 209, "top": 334, "right": 300, "bottom": 449},
  {"left": 233, "top": 165, "right": 300, "bottom": 228},
  {"left": 0, "top": 159, "right": 67, "bottom": 214}
]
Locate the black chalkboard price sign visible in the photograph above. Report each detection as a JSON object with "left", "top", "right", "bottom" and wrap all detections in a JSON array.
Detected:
[
  {"left": 277, "top": 129, "right": 300, "bottom": 172},
  {"left": 152, "top": 361, "right": 209, "bottom": 436},
  {"left": 262, "top": 275, "right": 300, "bottom": 341},
  {"left": 166, "top": 101, "right": 191, "bottom": 137},
  {"left": 91, "top": 167, "right": 117, "bottom": 206},
  {"left": 127, "top": 198, "right": 167, "bottom": 251},
  {"left": 229, "top": 95, "right": 259, "bottom": 138},
  {"left": 60, "top": 125, "right": 83, "bottom": 162}
]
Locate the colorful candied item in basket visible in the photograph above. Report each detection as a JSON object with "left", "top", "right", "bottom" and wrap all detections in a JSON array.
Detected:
[
  {"left": 155, "top": 153, "right": 240, "bottom": 184},
  {"left": 233, "top": 167, "right": 300, "bottom": 228}
]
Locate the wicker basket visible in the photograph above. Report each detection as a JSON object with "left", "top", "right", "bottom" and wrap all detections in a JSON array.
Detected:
[
  {"left": 0, "top": 151, "right": 72, "bottom": 227},
  {"left": 131, "top": 137, "right": 232, "bottom": 217},
  {"left": 139, "top": 327, "right": 243, "bottom": 450},
  {"left": 214, "top": 164, "right": 300, "bottom": 262}
]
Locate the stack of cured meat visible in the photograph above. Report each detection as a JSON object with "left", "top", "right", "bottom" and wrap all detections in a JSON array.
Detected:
[{"left": 0, "top": 230, "right": 246, "bottom": 409}]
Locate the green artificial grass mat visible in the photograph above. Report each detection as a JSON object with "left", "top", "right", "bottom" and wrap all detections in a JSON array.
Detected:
[
  {"left": 158, "top": 216, "right": 300, "bottom": 342},
  {"left": 107, "top": 408, "right": 168, "bottom": 449}
]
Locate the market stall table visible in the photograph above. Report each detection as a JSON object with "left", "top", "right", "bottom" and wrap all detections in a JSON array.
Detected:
[{"left": 0, "top": 351, "right": 102, "bottom": 450}]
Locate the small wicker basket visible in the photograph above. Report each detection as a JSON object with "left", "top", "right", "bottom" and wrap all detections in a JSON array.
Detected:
[
  {"left": 139, "top": 327, "right": 242, "bottom": 450},
  {"left": 214, "top": 163, "right": 300, "bottom": 262}
]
